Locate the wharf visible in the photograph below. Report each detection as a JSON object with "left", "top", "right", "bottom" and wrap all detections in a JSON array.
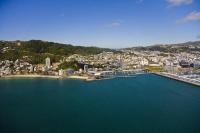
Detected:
[
  {"left": 154, "top": 72, "right": 200, "bottom": 87},
  {"left": 86, "top": 77, "right": 115, "bottom": 81}
]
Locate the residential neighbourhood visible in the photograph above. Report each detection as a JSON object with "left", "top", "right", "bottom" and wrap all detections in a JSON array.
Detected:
[{"left": 1, "top": 48, "right": 200, "bottom": 77}]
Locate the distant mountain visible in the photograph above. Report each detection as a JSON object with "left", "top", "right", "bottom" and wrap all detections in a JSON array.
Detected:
[
  {"left": 125, "top": 41, "right": 200, "bottom": 53},
  {"left": 151, "top": 41, "right": 200, "bottom": 47}
]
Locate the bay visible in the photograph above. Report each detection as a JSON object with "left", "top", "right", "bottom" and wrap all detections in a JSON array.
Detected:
[{"left": 0, "top": 74, "right": 200, "bottom": 133}]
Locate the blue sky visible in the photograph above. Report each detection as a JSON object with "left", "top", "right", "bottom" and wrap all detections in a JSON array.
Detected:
[{"left": 0, "top": 0, "right": 200, "bottom": 48}]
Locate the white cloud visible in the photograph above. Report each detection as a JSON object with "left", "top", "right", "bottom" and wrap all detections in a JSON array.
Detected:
[
  {"left": 107, "top": 19, "right": 125, "bottom": 27},
  {"left": 174, "top": 11, "right": 200, "bottom": 23},
  {"left": 107, "top": 23, "right": 120, "bottom": 27},
  {"left": 61, "top": 13, "right": 64, "bottom": 16},
  {"left": 197, "top": 35, "right": 200, "bottom": 39},
  {"left": 167, "top": 0, "right": 193, "bottom": 7}
]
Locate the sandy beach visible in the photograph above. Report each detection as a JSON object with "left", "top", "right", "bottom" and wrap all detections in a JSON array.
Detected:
[
  {"left": 0, "top": 75, "right": 89, "bottom": 80},
  {"left": 1, "top": 74, "right": 60, "bottom": 79}
]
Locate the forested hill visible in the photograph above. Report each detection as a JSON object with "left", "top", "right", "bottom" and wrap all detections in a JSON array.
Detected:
[
  {"left": 0, "top": 40, "right": 118, "bottom": 63},
  {"left": 4, "top": 40, "right": 116, "bottom": 55}
]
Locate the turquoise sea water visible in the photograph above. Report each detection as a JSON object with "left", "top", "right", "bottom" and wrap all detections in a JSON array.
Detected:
[{"left": 0, "top": 74, "right": 200, "bottom": 133}]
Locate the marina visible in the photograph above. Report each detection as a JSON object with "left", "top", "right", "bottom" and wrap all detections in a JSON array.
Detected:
[
  {"left": 86, "top": 70, "right": 146, "bottom": 81},
  {"left": 155, "top": 72, "right": 200, "bottom": 87}
]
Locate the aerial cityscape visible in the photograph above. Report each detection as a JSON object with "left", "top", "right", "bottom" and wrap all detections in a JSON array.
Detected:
[
  {"left": 0, "top": 40, "right": 200, "bottom": 84},
  {"left": 0, "top": 0, "right": 200, "bottom": 133}
]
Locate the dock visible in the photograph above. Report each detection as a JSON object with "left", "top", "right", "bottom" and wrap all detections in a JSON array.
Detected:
[{"left": 86, "top": 77, "right": 115, "bottom": 81}]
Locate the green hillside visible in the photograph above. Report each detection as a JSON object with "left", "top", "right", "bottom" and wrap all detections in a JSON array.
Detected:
[{"left": 0, "top": 40, "right": 117, "bottom": 63}]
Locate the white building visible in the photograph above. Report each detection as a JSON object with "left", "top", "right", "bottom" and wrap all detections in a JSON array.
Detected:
[
  {"left": 140, "top": 58, "right": 149, "bottom": 66},
  {"left": 149, "top": 64, "right": 160, "bottom": 67},
  {"left": 4, "top": 67, "right": 11, "bottom": 75},
  {"left": 84, "top": 65, "right": 88, "bottom": 72},
  {"left": 58, "top": 69, "right": 63, "bottom": 76},
  {"left": 45, "top": 57, "right": 51, "bottom": 67},
  {"left": 42, "top": 66, "right": 48, "bottom": 72},
  {"left": 29, "top": 65, "right": 34, "bottom": 72},
  {"left": 163, "top": 59, "right": 172, "bottom": 66},
  {"left": 34, "top": 67, "right": 37, "bottom": 72}
]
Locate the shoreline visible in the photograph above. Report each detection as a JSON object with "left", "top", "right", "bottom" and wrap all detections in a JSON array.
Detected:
[
  {"left": 0, "top": 75, "right": 89, "bottom": 80},
  {"left": 0, "top": 74, "right": 60, "bottom": 79}
]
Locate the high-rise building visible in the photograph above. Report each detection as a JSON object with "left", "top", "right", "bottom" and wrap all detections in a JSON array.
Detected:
[
  {"left": 45, "top": 57, "right": 51, "bottom": 67},
  {"left": 84, "top": 65, "right": 88, "bottom": 72}
]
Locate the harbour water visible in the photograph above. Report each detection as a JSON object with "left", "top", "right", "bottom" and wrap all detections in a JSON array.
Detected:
[{"left": 0, "top": 74, "right": 200, "bottom": 133}]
